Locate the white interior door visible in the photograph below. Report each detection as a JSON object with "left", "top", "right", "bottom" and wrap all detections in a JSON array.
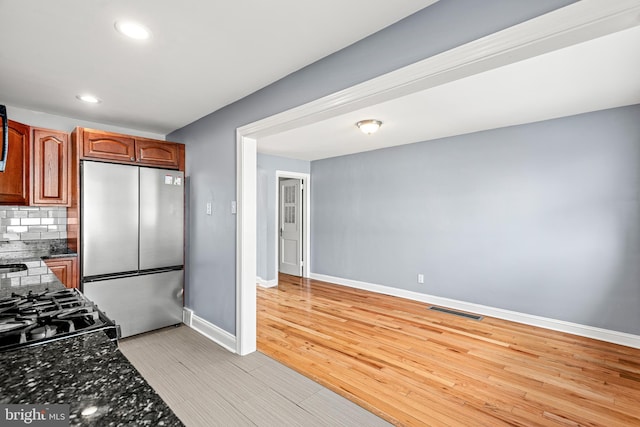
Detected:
[{"left": 279, "top": 178, "right": 302, "bottom": 276}]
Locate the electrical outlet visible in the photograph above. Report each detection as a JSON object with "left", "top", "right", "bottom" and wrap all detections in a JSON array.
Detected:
[
  {"left": 417, "top": 274, "right": 424, "bottom": 284},
  {"left": 206, "top": 202, "right": 212, "bottom": 215}
]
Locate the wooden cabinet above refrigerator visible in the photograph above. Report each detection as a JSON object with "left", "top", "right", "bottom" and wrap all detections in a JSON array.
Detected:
[{"left": 74, "top": 127, "right": 183, "bottom": 170}]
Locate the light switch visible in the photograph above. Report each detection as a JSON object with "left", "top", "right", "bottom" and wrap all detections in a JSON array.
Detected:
[
  {"left": 206, "top": 202, "right": 212, "bottom": 215},
  {"left": 231, "top": 201, "right": 237, "bottom": 214}
]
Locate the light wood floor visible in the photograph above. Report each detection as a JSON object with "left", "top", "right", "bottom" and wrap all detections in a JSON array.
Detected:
[
  {"left": 119, "top": 325, "right": 390, "bottom": 426},
  {"left": 257, "top": 273, "right": 640, "bottom": 427}
]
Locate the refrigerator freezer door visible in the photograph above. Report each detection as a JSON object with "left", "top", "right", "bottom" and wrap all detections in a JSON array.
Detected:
[
  {"left": 83, "top": 269, "right": 184, "bottom": 338},
  {"left": 139, "top": 168, "right": 184, "bottom": 270},
  {"left": 82, "top": 162, "right": 139, "bottom": 277}
]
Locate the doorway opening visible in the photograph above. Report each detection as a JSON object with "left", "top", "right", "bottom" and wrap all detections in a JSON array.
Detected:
[
  {"left": 236, "top": 2, "right": 620, "bottom": 355},
  {"left": 275, "top": 171, "right": 310, "bottom": 280}
]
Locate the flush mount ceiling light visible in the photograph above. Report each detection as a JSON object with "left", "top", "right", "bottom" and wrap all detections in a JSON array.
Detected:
[
  {"left": 356, "top": 119, "right": 382, "bottom": 135},
  {"left": 114, "top": 20, "right": 151, "bottom": 40},
  {"left": 76, "top": 94, "right": 102, "bottom": 104}
]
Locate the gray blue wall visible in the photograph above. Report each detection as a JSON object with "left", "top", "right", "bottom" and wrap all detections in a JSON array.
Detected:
[
  {"left": 168, "top": 0, "right": 577, "bottom": 335},
  {"left": 311, "top": 105, "right": 640, "bottom": 335},
  {"left": 257, "top": 154, "right": 310, "bottom": 281}
]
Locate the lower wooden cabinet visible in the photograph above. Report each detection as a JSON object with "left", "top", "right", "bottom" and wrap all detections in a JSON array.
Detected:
[{"left": 44, "top": 257, "right": 78, "bottom": 289}]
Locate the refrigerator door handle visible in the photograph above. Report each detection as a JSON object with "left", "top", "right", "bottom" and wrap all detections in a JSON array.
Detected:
[
  {"left": 138, "top": 266, "right": 184, "bottom": 276},
  {"left": 83, "top": 271, "right": 141, "bottom": 283},
  {"left": 83, "top": 266, "right": 183, "bottom": 283}
]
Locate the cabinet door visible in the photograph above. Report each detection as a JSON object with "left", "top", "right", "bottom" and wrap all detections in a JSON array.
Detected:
[
  {"left": 0, "top": 121, "right": 30, "bottom": 205},
  {"left": 45, "top": 257, "right": 78, "bottom": 289},
  {"left": 83, "top": 130, "right": 136, "bottom": 163},
  {"left": 32, "top": 129, "right": 70, "bottom": 206},
  {"left": 136, "top": 139, "right": 179, "bottom": 168}
]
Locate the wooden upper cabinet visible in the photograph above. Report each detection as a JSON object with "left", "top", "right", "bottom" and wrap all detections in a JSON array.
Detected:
[
  {"left": 82, "top": 130, "right": 136, "bottom": 163},
  {"left": 135, "top": 139, "right": 179, "bottom": 168},
  {"left": 76, "top": 127, "right": 182, "bottom": 170},
  {"left": 0, "top": 120, "right": 30, "bottom": 205},
  {"left": 31, "top": 128, "right": 71, "bottom": 206}
]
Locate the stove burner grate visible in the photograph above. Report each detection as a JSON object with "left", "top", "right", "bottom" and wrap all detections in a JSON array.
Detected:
[{"left": 0, "top": 288, "right": 119, "bottom": 352}]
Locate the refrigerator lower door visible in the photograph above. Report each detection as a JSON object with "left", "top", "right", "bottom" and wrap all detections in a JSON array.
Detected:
[
  {"left": 83, "top": 269, "right": 183, "bottom": 338},
  {"left": 139, "top": 168, "right": 184, "bottom": 270},
  {"left": 82, "top": 162, "right": 139, "bottom": 276}
]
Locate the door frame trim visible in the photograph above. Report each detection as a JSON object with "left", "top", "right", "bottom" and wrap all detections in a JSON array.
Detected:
[
  {"left": 276, "top": 171, "right": 311, "bottom": 281},
  {"left": 236, "top": 135, "right": 256, "bottom": 356},
  {"left": 235, "top": 1, "right": 640, "bottom": 355}
]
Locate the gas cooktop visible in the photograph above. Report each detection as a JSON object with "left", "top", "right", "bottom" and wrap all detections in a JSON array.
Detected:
[{"left": 0, "top": 288, "right": 119, "bottom": 352}]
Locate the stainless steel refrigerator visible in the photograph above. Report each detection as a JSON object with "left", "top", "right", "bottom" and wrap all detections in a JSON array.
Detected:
[{"left": 81, "top": 161, "right": 184, "bottom": 338}]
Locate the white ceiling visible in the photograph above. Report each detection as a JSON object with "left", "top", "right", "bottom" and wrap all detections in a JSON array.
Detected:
[
  {"left": 259, "top": 24, "right": 640, "bottom": 161},
  {"left": 0, "top": 0, "right": 437, "bottom": 135}
]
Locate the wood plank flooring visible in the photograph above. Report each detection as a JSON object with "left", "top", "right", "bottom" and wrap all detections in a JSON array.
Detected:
[
  {"left": 257, "top": 273, "right": 640, "bottom": 427},
  {"left": 119, "top": 325, "right": 390, "bottom": 426}
]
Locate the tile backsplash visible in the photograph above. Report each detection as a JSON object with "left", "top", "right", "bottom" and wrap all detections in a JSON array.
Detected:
[
  {"left": 0, "top": 207, "right": 70, "bottom": 289},
  {"left": 0, "top": 259, "right": 57, "bottom": 287},
  {"left": 1, "top": 206, "right": 67, "bottom": 241}
]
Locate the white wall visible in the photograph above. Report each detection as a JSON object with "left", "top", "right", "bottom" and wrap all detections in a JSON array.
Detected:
[{"left": 6, "top": 105, "right": 165, "bottom": 140}]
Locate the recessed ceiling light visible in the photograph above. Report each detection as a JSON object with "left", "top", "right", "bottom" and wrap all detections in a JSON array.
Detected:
[
  {"left": 114, "top": 20, "right": 151, "bottom": 40},
  {"left": 356, "top": 119, "right": 382, "bottom": 135},
  {"left": 76, "top": 94, "right": 102, "bottom": 104}
]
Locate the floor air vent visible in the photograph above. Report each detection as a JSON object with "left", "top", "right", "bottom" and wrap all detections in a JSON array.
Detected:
[{"left": 428, "top": 306, "right": 483, "bottom": 321}]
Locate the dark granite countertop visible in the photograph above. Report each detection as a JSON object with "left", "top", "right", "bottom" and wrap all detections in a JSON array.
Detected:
[
  {"left": 0, "top": 257, "right": 183, "bottom": 426},
  {"left": 41, "top": 247, "right": 78, "bottom": 259},
  {"left": 1, "top": 239, "right": 77, "bottom": 293},
  {"left": 0, "top": 239, "right": 76, "bottom": 261},
  {"left": 0, "top": 332, "right": 183, "bottom": 426},
  {"left": 0, "top": 261, "right": 73, "bottom": 297},
  {"left": 0, "top": 248, "right": 68, "bottom": 297}
]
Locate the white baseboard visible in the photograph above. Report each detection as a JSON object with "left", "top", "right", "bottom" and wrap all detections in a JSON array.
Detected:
[
  {"left": 256, "top": 276, "right": 278, "bottom": 288},
  {"left": 183, "top": 308, "right": 237, "bottom": 353},
  {"left": 309, "top": 273, "right": 640, "bottom": 349},
  {"left": 182, "top": 308, "right": 193, "bottom": 325}
]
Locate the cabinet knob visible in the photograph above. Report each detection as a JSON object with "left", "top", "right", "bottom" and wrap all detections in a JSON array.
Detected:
[{"left": 130, "top": 157, "right": 135, "bottom": 161}]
